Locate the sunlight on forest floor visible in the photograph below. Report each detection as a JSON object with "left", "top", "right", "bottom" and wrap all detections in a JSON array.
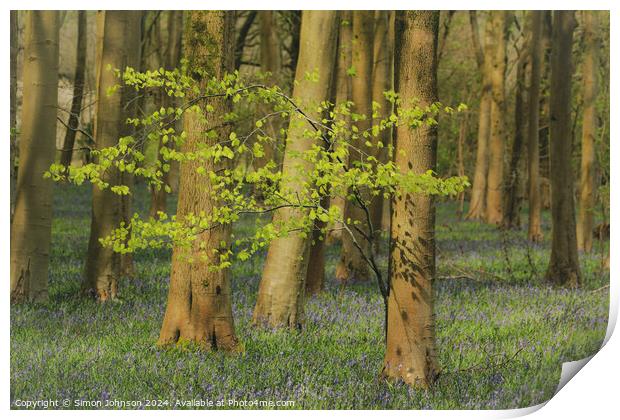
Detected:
[{"left": 10, "top": 184, "right": 609, "bottom": 409}]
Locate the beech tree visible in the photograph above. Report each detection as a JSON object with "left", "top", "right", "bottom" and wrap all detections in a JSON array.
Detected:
[
  {"left": 149, "top": 10, "right": 183, "bottom": 217},
  {"left": 326, "top": 12, "right": 352, "bottom": 245},
  {"left": 527, "top": 10, "right": 544, "bottom": 242},
  {"left": 305, "top": 195, "right": 330, "bottom": 296},
  {"left": 254, "top": 10, "right": 283, "bottom": 173},
  {"left": 370, "top": 10, "right": 395, "bottom": 245},
  {"left": 338, "top": 10, "right": 375, "bottom": 282},
  {"left": 576, "top": 11, "right": 598, "bottom": 253},
  {"left": 382, "top": 10, "right": 440, "bottom": 388},
  {"left": 10, "top": 11, "right": 59, "bottom": 303},
  {"left": 502, "top": 18, "right": 529, "bottom": 230},
  {"left": 484, "top": 11, "right": 507, "bottom": 225},
  {"left": 465, "top": 11, "right": 491, "bottom": 221},
  {"left": 83, "top": 11, "right": 141, "bottom": 300},
  {"left": 60, "top": 10, "right": 87, "bottom": 168},
  {"left": 10, "top": 10, "right": 18, "bottom": 218},
  {"left": 545, "top": 11, "right": 581, "bottom": 288},
  {"left": 157, "top": 11, "right": 240, "bottom": 349},
  {"left": 253, "top": 11, "right": 339, "bottom": 329}
]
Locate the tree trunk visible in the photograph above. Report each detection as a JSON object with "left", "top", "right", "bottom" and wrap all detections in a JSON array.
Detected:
[
  {"left": 306, "top": 195, "right": 331, "bottom": 296},
  {"left": 234, "top": 11, "right": 258, "bottom": 71},
  {"left": 527, "top": 11, "right": 544, "bottom": 242},
  {"left": 252, "top": 11, "right": 338, "bottom": 329},
  {"left": 167, "top": 11, "right": 183, "bottom": 194},
  {"left": 484, "top": 11, "right": 507, "bottom": 225},
  {"left": 502, "top": 44, "right": 528, "bottom": 229},
  {"left": 539, "top": 12, "right": 553, "bottom": 185},
  {"left": 338, "top": 10, "right": 374, "bottom": 283},
  {"left": 148, "top": 13, "right": 167, "bottom": 219},
  {"left": 576, "top": 11, "right": 598, "bottom": 253},
  {"left": 158, "top": 11, "right": 240, "bottom": 350},
  {"left": 149, "top": 10, "right": 183, "bottom": 218},
  {"left": 10, "top": 10, "right": 18, "bottom": 220},
  {"left": 369, "top": 10, "right": 395, "bottom": 250},
  {"left": 60, "top": 11, "right": 87, "bottom": 169},
  {"left": 456, "top": 113, "right": 468, "bottom": 219},
  {"left": 545, "top": 11, "right": 581, "bottom": 288},
  {"left": 466, "top": 11, "right": 491, "bottom": 221},
  {"left": 382, "top": 10, "right": 440, "bottom": 388},
  {"left": 326, "top": 11, "right": 352, "bottom": 245},
  {"left": 252, "top": 11, "right": 282, "bottom": 174},
  {"left": 10, "top": 11, "right": 59, "bottom": 303},
  {"left": 119, "top": 13, "right": 143, "bottom": 277},
  {"left": 83, "top": 11, "right": 142, "bottom": 300}
]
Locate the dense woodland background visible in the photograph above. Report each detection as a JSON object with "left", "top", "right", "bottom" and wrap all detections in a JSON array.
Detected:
[{"left": 10, "top": 10, "right": 610, "bottom": 409}]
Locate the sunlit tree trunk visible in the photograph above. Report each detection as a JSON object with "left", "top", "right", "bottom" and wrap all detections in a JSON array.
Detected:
[
  {"left": 484, "top": 11, "right": 507, "bottom": 225},
  {"left": 527, "top": 11, "right": 544, "bottom": 242},
  {"left": 326, "top": 11, "right": 352, "bottom": 245},
  {"left": 149, "top": 10, "right": 183, "bottom": 218},
  {"left": 158, "top": 11, "right": 240, "bottom": 349},
  {"left": 10, "top": 11, "right": 59, "bottom": 303},
  {"left": 545, "top": 11, "right": 581, "bottom": 288},
  {"left": 60, "top": 11, "right": 87, "bottom": 169},
  {"left": 466, "top": 11, "right": 491, "bottom": 221},
  {"left": 83, "top": 11, "right": 141, "bottom": 300},
  {"left": 577, "top": 11, "right": 598, "bottom": 253},
  {"left": 382, "top": 10, "right": 440, "bottom": 388},
  {"left": 253, "top": 11, "right": 338, "bottom": 329},
  {"left": 10, "top": 10, "right": 18, "bottom": 219},
  {"left": 338, "top": 10, "right": 374, "bottom": 283},
  {"left": 119, "top": 13, "right": 143, "bottom": 277}
]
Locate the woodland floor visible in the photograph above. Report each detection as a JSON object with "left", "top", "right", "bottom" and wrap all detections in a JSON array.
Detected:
[{"left": 10, "top": 183, "right": 610, "bottom": 409}]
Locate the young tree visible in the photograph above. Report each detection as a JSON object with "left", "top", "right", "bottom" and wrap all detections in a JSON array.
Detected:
[
  {"left": 545, "top": 11, "right": 581, "bottom": 288},
  {"left": 83, "top": 11, "right": 141, "bottom": 300},
  {"left": 576, "top": 11, "right": 599, "bottom": 253},
  {"left": 158, "top": 11, "right": 240, "bottom": 349},
  {"left": 253, "top": 11, "right": 339, "bottom": 329},
  {"left": 527, "top": 11, "right": 544, "bottom": 242},
  {"left": 382, "top": 10, "right": 440, "bottom": 388},
  {"left": 338, "top": 10, "right": 374, "bottom": 282},
  {"left": 465, "top": 11, "right": 491, "bottom": 220},
  {"left": 10, "top": 11, "right": 59, "bottom": 303},
  {"left": 484, "top": 11, "right": 507, "bottom": 225},
  {"left": 60, "top": 11, "right": 87, "bottom": 169}
]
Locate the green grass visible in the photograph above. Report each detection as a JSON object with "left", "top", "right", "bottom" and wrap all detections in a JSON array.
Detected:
[{"left": 10, "top": 183, "right": 609, "bottom": 409}]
